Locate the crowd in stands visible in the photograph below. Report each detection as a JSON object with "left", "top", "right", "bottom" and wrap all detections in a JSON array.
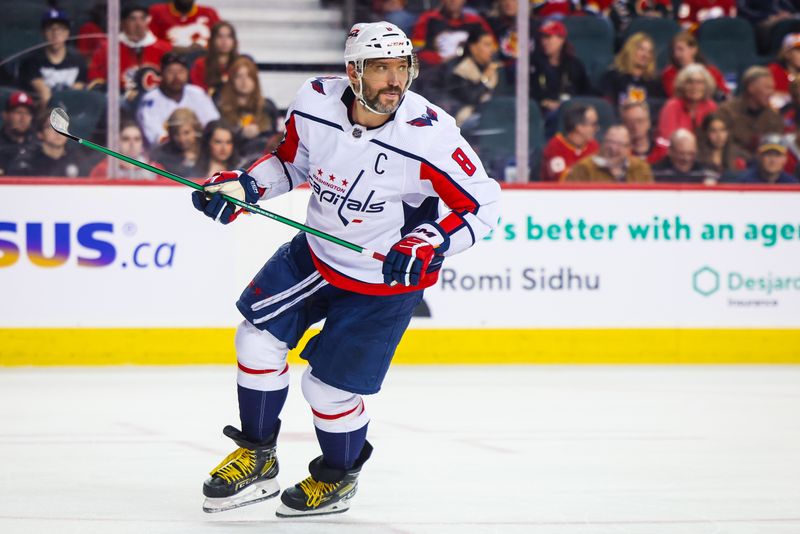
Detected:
[
  {"left": 2, "top": 0, "right": 800, "bottom": 185},
  {"left": 0, "top": 0, "right": 279, "bottom": 180}
]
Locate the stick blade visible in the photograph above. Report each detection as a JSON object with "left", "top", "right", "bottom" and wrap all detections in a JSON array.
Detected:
[{"left": 50, "top": 108, "right": 70, "bottom": 136}]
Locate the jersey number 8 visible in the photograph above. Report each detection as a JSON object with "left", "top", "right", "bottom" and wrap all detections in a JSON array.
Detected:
[{"left": 451, "top": 148, "right": 476, "bottom": 176}]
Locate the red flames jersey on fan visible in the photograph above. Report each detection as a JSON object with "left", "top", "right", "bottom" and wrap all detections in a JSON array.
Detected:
[
  {"left": 148, "top": 2, "right": 220, "bottom": 48},
  {"left": 540, "top": 134, "right": 600, "bottom": 182},
  {"left": 243, "top": 77, "right": 500, "bottom": 295},
  {"left": 532, "top": 0, "right": 580, "bottom": 17},
  {"left": 677, "top": 0, "right": 736, "bottom": 31},
  {"left": 88, "top": 38, "right": 172, "bottom": 90}
]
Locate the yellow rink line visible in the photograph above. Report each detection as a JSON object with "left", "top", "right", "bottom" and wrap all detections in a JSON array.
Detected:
[{"left": 1, "top": 328, "right": 799, "bottom": 365}]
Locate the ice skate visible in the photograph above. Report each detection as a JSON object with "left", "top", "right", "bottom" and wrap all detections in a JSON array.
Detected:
[
  {"left": 275, "top": 441, "right": 372, "bottom": 518},
  {"left": 202, "top": 423, "right": 280, "bottom": 513}
]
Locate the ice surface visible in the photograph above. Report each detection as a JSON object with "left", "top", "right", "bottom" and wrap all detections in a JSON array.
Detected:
[{"left": 1, "top": 365, "right": 799, "bottom": 534}]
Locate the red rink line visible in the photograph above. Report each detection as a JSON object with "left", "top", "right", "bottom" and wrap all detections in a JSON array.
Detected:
[
  {"left": 2, "top": 176, "right": 800, "bottom": 192},
  {"left": 2, "top": 515, "right": 799, "bottom": 526}
]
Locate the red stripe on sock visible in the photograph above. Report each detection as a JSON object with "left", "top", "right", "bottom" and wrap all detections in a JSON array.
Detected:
[
  {"left": 237, "top": 362, "right": 280, "bottom": 375},
  {"left": 312, "top": 400, "right": 363, "bottom": 421}
]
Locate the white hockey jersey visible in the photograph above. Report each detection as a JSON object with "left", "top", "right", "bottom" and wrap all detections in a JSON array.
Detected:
[{"left": 246, "top": 76, "right": 500, "bottom": 295}]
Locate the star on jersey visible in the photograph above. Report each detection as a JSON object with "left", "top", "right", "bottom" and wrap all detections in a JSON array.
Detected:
[
  {"left": 407, "top": 106, "right": 438, "bottom": 127},
  {"left": 307, "top": 168, "right": 386, "bottom": 226}
]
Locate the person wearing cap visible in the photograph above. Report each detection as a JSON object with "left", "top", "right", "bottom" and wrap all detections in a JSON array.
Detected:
[
  {"left": 136, "top": 52, "right": 220, "bottom": 145},
  {"left": 18, "top": 9, "right": 87, "bottom": 108},
  {"left": 88, "top": 3, "right": 172, "bottom": 101},
  {"left": 717, "top": 66, "right": 783, "bottom": 159},
  {"left": 6, "top": 110, "right": 87, "bottom": 178},
  {"left": 529, "top": 19, "right": 591, "bottom": 131},
  {"left": 738, "top": 134, "right": 799, "bottom": 184},
  {"left": 0, "top": 92, "right": 38, "bottom": 176},
  {"left": 148, "top": 0, "right": 220, "bottom": 53},
  {"left": 767, "top": 33, "right": 800, "bottom": 110}
]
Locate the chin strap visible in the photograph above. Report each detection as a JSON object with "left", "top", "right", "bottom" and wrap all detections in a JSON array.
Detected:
[{"left": 352, "top": 76, "right": 395, "bottom": 116}]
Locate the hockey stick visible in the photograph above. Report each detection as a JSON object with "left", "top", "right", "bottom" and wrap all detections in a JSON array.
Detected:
[{"left": 49, "top": 108, "right": 386, "bottom": 262}]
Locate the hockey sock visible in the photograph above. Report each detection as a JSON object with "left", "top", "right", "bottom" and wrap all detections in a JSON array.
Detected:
[
  {"left": 314, "top": 423, "right": 369, "bottom": 471},
  {"left": 238, "top": 384, "right": 288, "bottom": 442}
]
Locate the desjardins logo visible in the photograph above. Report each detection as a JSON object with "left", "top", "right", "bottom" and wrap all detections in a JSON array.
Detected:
[
  {"left": 693, "top": 266, "right": 720, "bottom": 296},
  {"left": 693, "top": 266, "right": 800, "bottom": 297}
]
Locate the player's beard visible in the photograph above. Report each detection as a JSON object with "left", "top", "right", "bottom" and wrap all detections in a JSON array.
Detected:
[{"left": 362, "top": 84, "right": 404, "bottom": 114}]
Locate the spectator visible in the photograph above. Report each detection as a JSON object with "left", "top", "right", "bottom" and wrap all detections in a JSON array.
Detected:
[
  {"left": 190, "top": 21, "right": 239, "bottom": 95},
  {"left": 661, "top": 32, "right": 729, "bottom": 100},
  {"left": 374, "top": 0, "right": 418, "bottom": 36},
  {"left": 19, "top": 9, "right": 87, "bottom": 108},
  {"left": 215, "top": 56, "right": 280, "bottom": 159},
  {"left": 598, "top": 32, "right": 664, "bottom": 106},
  {"left": 768, "top": 33, "right": 800, "bottom": 110},
  {"left": 483, "top": 0, "right": 520, "bottom": 68},
  {"left": 0, "top": 92, "right": 38, "bottom": 176},
  {"left": 529, "top": 19, "right": 591, "bottom": 129},
  {"left": 531, "top": 0, "right": 583, "bottom": 18},
  {"left": 540, "top": 103, "right": 600, "bottom": 181},
  {"left": 782, "top": 76, "right": 800, "bottom": 132},
  {"left": 7, "top": 111, "right": 85, "bottom": 177},
  {"left": 137, "top": 52, "right": 220, "bottom": 146},
  {"left": 565, "top": 124, "right": 654, "bottom": 183},
  {"left": 717, "top": 66, "right": 783, "bottom": 158},
  {"left": 606, "top": 1, "right": 673, "bottom": 36},
  {"left": 89, "top": 4, "right": 172, "bottom": 103},
  {"left": 438, "top": 28, "right": 503, "bottom": 127},
  {"left": 620, "top": 100, "right": 667, "bottom": 163},
  {"left": 89, "top": 120, "right": 165, "bottom": 179},
  {"left": 194, "top": 120, "right": 239, "bottom": 177},
  {"left": 738, "top": 134, "right": 799, "bottom": 184},
  {"left": 76, "top": 2, "right": 107, "bottom": 60},
  {"left": 676, "top": 0, "right": 737, "bottom": 33},
  {"left": 411, "top": 0, "right": 494, "bottom": 92},
  {"left": 150, "top": 108, "right": 202, "bottom": 176},
  {"left": 657, "top": 63, "right": 717, "bottom": 141},
  {"left": 148, "top": 0, "right": 221, "bottom": 53},
  {"left": 696, "top": 112, "right": 748, "bottom": 180},
  {"left": 652, "top": 128, "right": 718, "bottom": 184}
]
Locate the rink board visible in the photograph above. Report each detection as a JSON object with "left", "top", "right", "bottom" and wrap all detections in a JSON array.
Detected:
[{"left": 1, "top": 180, "right": 799, "bottom": 364}]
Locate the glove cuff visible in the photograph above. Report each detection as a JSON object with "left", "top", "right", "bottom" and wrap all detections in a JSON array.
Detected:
[{"left": 405, "top": 222, "right": 449, "bottom": 253}]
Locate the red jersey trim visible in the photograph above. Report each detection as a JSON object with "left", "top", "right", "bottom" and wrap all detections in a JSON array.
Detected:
[
  {"left": 276, "top": 114, "right": 300, "bottom": 163},
  {"left": 419, "top": 161, "right": 478, "bottom": 214},
  {"left": 308, "top": 245, "right": 435, "bottom": 296}
]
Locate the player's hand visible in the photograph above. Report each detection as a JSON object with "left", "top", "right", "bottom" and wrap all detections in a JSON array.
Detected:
[
  {"left": 191, "top": 170, "right": 261, "bottom": 224},
  {"left": 382, "top": 223, "right": 449, "bottom": 286}
]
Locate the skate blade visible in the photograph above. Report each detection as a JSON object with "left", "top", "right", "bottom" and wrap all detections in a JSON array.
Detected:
[
  {"left": 275, "top": 500, "right": 351, "bottom": 518},
  {"left": 202, "top": 479, "right": 280, "bottom": 513}
]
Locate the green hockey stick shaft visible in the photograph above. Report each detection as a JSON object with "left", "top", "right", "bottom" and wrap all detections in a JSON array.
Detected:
[{"left": 49, "top": 108, "right": 386, "bottom": 261}]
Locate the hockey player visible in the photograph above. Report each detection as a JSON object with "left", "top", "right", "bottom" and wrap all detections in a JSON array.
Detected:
[{"left": 191, "top": 22, "right": 500, "bottom": 517}]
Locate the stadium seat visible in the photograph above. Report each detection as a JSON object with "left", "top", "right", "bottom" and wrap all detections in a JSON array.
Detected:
[
  {"left": 472, "top": 96, "right": 545, "bottom": 180},
  {"left": 563, "top": 16, "right": 614, "bottom": 87},
  {"left": 622, "top": 17, "right": 681, "bottom": 69},
  {"left": 767, "top": 19, "right": 800, "bottom": 56},
  {"left": 48, "top": 89, "right": 106, "bottom": 139},
  {"left": 696, "top": 18, "right": 759, "bottom": 80},
  {"left": 556, "top": 96, "right": 616, "bottom": 137}
]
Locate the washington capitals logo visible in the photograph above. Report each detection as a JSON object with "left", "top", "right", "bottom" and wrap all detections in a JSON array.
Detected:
[
  {"left": 407, "top": 106, "right": 438, "bottom": 127},
  {"left": 311, "top": 76, "right": 340, "bottom": 95}
]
